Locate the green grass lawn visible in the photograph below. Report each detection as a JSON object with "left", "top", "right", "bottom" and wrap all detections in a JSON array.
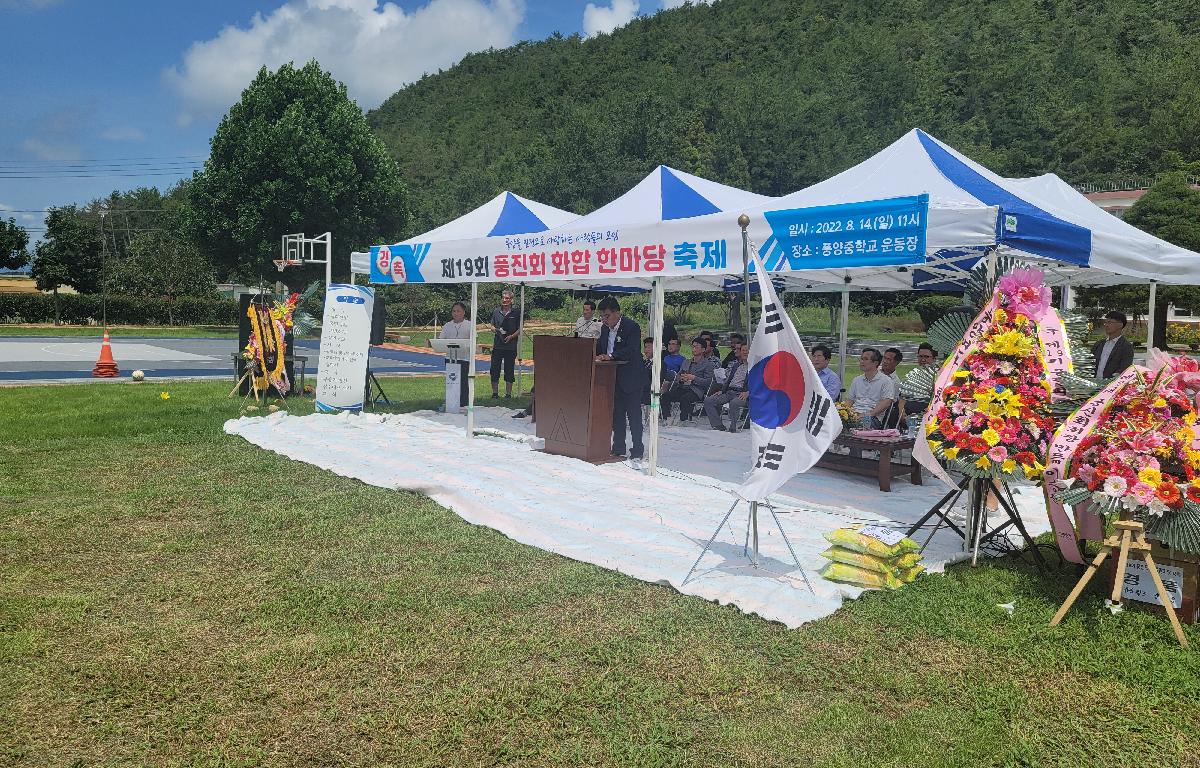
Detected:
[{"left": 2, "top": 380, "right": 1198, "bottom": 766}]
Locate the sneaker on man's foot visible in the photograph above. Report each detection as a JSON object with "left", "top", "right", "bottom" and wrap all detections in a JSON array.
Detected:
[
  {"left": 512, "top": 410, "right": 528, "bottom": 418},
  {"left": 712, "top": 424, "right": 727, "bottom": 432},
  {"left": 491, "top": 393, "right": 499, "bottom": 400}
]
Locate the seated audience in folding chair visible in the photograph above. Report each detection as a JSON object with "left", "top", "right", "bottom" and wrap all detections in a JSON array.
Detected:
[
  {"left": 810, "top": 344, "right": 841, "bottom": 400},
  {"left": 845, "top": 347, "right": 898, "bottom": 429},
  {"left": 704, "top": 341, "right": 749, "bottom": 432},
  {"left": 662, "top": 337, "right": 685, "bottom": 381},
  {"left": 721, "top": 333, "right": 745, "bottom": 366},
  {"left": 661, "top": 339, "right": 716, "bottom": 424}
]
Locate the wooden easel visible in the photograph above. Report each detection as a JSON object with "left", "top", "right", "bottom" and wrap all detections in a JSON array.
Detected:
[{"left": 1050, "top": 520, "right": 1189, "bottom": 648}]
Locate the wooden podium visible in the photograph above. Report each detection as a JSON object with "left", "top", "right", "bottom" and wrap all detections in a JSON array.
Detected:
[{"left": 533, "top": 335, "right": 619, "bottom": 462}]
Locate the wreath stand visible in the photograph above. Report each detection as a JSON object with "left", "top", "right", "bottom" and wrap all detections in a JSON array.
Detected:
[
  {"left": 1050, "top": 520, "right": 1189, "bottom": 648},
  {"left": 905, "top": 476, "right": 1048, "bottom": 572}
]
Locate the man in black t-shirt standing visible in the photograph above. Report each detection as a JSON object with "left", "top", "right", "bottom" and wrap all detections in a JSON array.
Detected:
[{"left": 490, "top": 289, "right": 520, "bottom": 399}]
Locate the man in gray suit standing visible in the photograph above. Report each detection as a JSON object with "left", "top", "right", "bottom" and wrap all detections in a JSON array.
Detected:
[{"left": 1091, "top": 311, "right": 1135, "bottom": 380}]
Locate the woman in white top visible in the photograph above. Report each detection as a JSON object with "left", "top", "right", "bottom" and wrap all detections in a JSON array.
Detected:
[{"left": 441, "top": 302, "right": 472, "bottom": 339}]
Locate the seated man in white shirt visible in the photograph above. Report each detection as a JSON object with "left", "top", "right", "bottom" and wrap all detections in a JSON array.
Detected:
[{"left": 845, "top": 347, "right": 898, "bottom": 429}]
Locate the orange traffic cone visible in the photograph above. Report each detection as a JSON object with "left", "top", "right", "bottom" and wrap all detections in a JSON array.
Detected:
[{"left": 92, "top": 331, "right": 120, "bottom": 378}]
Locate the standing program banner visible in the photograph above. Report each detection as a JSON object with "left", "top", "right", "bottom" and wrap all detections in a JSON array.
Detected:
[{"left": 315, "top": 284, "right": 374, "bottom": 413}]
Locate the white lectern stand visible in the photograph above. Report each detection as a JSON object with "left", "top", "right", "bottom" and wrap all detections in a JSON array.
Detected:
[{"left": 428, "top": 338, "right": 472, "bottom": 413}]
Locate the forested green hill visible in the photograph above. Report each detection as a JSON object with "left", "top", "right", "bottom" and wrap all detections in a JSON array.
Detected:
[{"left": 368, "top": 0, "right": 1200, "bottom": 233}]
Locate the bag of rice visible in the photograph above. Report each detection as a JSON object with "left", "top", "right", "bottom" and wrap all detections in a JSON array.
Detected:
[
  {"left": 818, "top": 561, "right": 903, "bottom": 590},
  {"left": 897, "top": 564, "right": 926, "bottom": 583},
  {"left": 820, "top": 546, "right": 895, "bottom": 575},
  {"left": 823, "top": 526, "right": 918, "bottom": 559},
  {"left": 820, "top": 546, "right": 924, "bottom": 576}
]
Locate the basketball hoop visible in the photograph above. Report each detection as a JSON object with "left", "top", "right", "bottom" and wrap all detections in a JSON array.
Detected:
[{"left": 273, "top": 258, "right": 302, "bottom": 272}]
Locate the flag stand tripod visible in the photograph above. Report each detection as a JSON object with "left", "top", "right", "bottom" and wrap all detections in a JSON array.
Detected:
[{"left": 682, "top": 497, "right": 814, "bottom": 594}]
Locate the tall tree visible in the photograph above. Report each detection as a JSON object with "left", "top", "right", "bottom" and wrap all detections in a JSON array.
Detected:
[
  {"left": 0, "top": 217, "right": 29, "bottom": 271},
  {"left": 105, "top": 231, "right": 217, "bottom": 325},
  {"left": 31, "top": 207, "right": 104, "bottom": 324},
  {"left": 186, "top": 60, "right": 411, "bottom": 283},
  {"left": 1125, "top": 172, "right": 1200, "bottom": 348}
]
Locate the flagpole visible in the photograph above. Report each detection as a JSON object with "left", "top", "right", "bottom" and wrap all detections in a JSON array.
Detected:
[{"left": 739, "top": 214, "right": 761, "bottom": 565}]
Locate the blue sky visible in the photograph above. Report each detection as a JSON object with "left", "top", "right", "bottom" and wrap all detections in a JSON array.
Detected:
[{"left": 0, "top": 0, "right": 702, "bottom": 243}]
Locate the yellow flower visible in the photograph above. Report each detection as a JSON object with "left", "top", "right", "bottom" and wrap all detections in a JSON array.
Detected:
[
  {"left": 1002, "top": 459, "right": 1017, "bottom": 473},
  {"left": 953, "top": 370, "right": 969, "bottom": 379},
  {"left": 1154, "top": 397, "right": 1168, "bottom": 408},
  {"left": 993, "top": 308, "right": 1008, "bottom": 324},
  {"left": 943, "top": 447, "right": 959, "bottom": 460},
  {"left": 982, "top": 428, "right": 1002, "bottom": 447},
  {"left": 1186, "top": 412, "right": 1197, "bottom": 426},
  {"left": 984, "top": 330, "right": 1034, "bottom": 357},
  {"left": 927, "top": 440, "right": 942, "bottom": 451},
  {"left": 1138, "top": 467, "right": 1162, "bottom": 486},
  {"left": 1013, "top": 313, "right": 1029, "bottom": 326},
  {"left": 975, "top": 456, "right": 992, "bottom": 469},
  {"left": 160, "top": 392, "right": 170, "bottom": 401}
]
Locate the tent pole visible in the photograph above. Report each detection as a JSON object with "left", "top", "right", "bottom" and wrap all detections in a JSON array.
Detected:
[
  {"left": 648, "top": 277, "right": 665, "bottom": 475},
  {"left": 517, "top": 282, "right": 526, "bottom": 396},
  {"left": 467, "top": 281, "right": 477, "bottom": 439},
  {"left": 1060, "top": 284, "right": 1073, "bottom": 311},
  {"left": 1147, "top": 281, "right": 1158, "bottom": 355},
  {"left": 838, "top": 287, "right": 850, "bottom": 386},
  {"left": 741, "top": 216, "right": 752, "bottom": 337}
]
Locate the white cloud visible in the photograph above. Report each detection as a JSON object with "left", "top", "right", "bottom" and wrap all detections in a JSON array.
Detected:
[
  {"left": 164, "top": 0, "right": 526, "bottom": 125},
  {"left": 580, "top": 0, "right": 638, "bottom": 37},
  {"left": 582, "top": 0, "right": 638, "bottom": 38},
  {"left": 659, "top": 0, "right": 713, "bottom": 8},
  {"left": 0, "top": 0, "right": 64, "bottom": 9},
  {"left": 100, "top": 126, "right": 147, "bottom": 142},
  {"left": 20, "top": 138, "right": 81, "bottom": 161}
]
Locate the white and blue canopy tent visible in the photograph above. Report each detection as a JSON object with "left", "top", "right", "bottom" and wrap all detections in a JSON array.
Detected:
[
  {"left": 352, "top": 190, "right": 580, "bottom": 436},
  {"left": 363, "top": 129, "right": 1200, "bottom": 474}
]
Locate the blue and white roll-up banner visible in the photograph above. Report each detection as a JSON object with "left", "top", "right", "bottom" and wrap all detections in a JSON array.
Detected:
[{"left": 315, "top": 284, "right": 374, "bottom": 413}]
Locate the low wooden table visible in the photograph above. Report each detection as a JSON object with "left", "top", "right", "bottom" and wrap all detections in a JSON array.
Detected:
[{"left": 815, "top": 433, "right": 922, "bottom": 492}]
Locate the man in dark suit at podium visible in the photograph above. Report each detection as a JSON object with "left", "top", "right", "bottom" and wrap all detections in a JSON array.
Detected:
[{"left": 595, "top": 296, "right": 644, "bottom": 463}]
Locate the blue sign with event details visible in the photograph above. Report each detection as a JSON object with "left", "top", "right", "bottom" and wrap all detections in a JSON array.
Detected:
[{"left": 757, "top": 194, "right": 929, "bottom": 271}]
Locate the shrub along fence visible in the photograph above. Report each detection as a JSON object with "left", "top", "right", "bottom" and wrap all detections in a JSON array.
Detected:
[{"left": 0, "top": 293, "right": 240, "bottom": 326}]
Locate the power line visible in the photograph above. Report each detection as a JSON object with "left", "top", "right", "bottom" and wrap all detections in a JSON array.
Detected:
[
  {"left": 0, "top": 154, "right": 207, "bottom": 164},
  {"left": 0, "top": 170, "right": 201, "bottom": 179}
]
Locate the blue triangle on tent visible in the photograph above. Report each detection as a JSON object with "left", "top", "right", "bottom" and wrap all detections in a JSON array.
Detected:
[
  {"left": 660, "top": 167, "right": 722, "bottom": 221},
  {"left": 487, "top": 192, "right": 549, "bottom": 237}
]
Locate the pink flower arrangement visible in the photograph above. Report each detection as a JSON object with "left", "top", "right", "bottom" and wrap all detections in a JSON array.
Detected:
[
  {"left": 1066, "top": 356, "right": 1200, "bottom": 518},
  {"left": 925, "top": 270, "right": 1056, "bottom": 480},
  {"left": 996, "top": 268, "right": 1051, "bottom": 318}
]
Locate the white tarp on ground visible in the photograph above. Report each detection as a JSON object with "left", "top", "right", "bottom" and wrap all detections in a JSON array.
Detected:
[{"left": 225, "top": 408, "right": 1052, "bottom": 628}]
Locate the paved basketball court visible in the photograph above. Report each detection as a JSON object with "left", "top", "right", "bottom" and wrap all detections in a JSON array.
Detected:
[{"left": 0, "top": 336, "right": 479, "bottom": 384}]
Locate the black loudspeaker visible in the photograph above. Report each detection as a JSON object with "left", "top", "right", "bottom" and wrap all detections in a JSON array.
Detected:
[
  {"left": 237, "top": 293, "right": 294, "bottom": 397},
  {"left": 370, "top": 294, "right": 386, "bottom": 346}
]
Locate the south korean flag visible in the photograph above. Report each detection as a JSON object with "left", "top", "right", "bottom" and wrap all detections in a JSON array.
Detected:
[{"left": 736, "top": 250, "right": 841, "bottom": 502}]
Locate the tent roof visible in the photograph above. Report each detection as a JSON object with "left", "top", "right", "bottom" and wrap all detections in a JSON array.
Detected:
[
  {"left": 361, "top": 129, "right": 1200, "bottom": 291},
  {"left": 351, "top": 191, "right": 577, "bottom": 274},
  {"left": 567, "top": 165, "right": 773, "bottom": 229}
]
